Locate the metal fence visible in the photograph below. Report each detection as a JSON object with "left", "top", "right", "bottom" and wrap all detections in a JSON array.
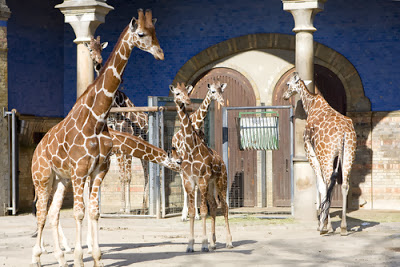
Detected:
[{"left": 100, "top": 96, "right": 210, "bottom": 218}]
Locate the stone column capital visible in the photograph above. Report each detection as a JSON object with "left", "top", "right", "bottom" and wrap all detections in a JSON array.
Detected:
[
  {"left": 55, "top": 0, "right": 114, "bottom": 43},
  {"left": 282, "top": 0, "right": 326, "bottom": 33},
  {"left": 0, "top": 0, "right": 11, "bottom": 21}
]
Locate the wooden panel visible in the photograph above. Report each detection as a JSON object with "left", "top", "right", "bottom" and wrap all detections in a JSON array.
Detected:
[{"left": 192, "top": 68, "right": 257, "bottom": 207}]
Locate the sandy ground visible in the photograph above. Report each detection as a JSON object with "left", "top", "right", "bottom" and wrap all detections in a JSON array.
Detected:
[{"left": 1, "top": 209, "right": 400, "bottom": 266}]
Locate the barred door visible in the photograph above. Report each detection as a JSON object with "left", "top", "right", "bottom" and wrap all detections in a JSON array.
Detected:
[{"left": 192, "top": 68, "right": 257, "bottom": 207}]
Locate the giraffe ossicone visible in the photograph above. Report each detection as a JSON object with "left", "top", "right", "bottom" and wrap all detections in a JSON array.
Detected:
[{"left": 283, "top": 72, "right": 356, "bottom": 236}]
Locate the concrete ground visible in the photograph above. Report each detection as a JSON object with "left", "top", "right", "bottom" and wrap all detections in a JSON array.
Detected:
[{"left": 1, "top": 208, "right": 400, "bottom": 266}]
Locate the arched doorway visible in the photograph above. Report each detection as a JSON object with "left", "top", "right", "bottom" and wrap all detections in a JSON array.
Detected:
[
  {"left": 191, "top": 68, "right": 257, "bottom": 207},
  {"left": 272, "top": 65, "right": 347, "bottom": 207}
]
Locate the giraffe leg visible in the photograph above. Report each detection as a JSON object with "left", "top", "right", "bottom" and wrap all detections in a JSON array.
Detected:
[
  {"left": 304, "top": 134, "right": 325, "bottom": 230},
  {"left": 340, "top": 138, "right": 355, "bottom": 236},
  {"left": 207, "top": 180, "right": 217, "bottom": 250},
  {"left": 217, "top": 172, "right": 233, "bottom": 248},
  {"left": 184, "top": 179, "right": 195, "bottom": 252},
  {"left": 71, "top": 175, "right": 86, "bottom": 267},
  {"left": 48, "top": 177, "right": 69, "bottom": 267},
  {"left": 89, "top": 161, "right": 109, "bottom": 267},
  {"left": 198, "top": 180, "right": 209, "bottom": 252},
  {"left": 140, "top": 159, "right": 149, "bottom": 214},
  {"left": 85, "top": 179, "right": 93, "bottom": 254},
  {"left": 117, "top": 154, "right": 126, "bottom": 213},
  {"left": 125, "top": 155, "right": 132, "bottom": 214},
  {"left": 31, "top": 167, "right": 53, "bottom": 267},
  {"left": 181, "top": 174, "right": 189, "bottom": 221},
  {"left": 194, "top": 185, "right": 200, "bottom": 220}
]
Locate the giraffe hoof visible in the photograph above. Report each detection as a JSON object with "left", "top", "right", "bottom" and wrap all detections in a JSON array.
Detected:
[
  {"left": 29, "top": 263, "right": 41, "bottom": 267},
  {"left": 226, "top": 243, "right": 234, "bottom": 249},
  {"left": 320, "top": 229, "right": 329, "bottom": 235},
  {"left": 340, "top": 228, "right": 348, "bottom": 236},
  {"left": 186, "top": 247, "right": 194, "bottom": 253},
  {"left": 201, "top": 247, "right": 209, "bottom": 252},
  {"left": 210, "top": 244, "right": 216, "bottom": 251}
]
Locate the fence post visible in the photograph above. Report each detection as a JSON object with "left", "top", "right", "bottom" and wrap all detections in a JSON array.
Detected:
[
  {"left": 222, "top": 107, "right": 229, "bottom": 207},
  {"left": 148, "top": 96, "right": 158, "bottom": 216}
]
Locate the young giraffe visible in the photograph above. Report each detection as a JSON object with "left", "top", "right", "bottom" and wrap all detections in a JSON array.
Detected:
[
  {"left": 282, "top": 72, "right": 356, "bottom": 236},
  {"left": 31, "top": 9, "right": 164, "bottom": 267},
  {"left": 169, "top": 83, "right": 233, "bottom": 252},
  {"left": 171, "top": 82, "right": 227, "bottom": 221},
  {"left": 109, "top": 90, "right": 149, "bottom": 214},
  {"left": 84, "top": 36, "right": 108, "bottom": 76}
]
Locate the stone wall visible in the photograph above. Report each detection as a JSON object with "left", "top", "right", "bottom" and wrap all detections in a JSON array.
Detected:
[
  {"left": 0, "top": 19, "right": 9, "bottom": 216},
  {"left": 349, "top": 111, "right": 400, "bottom": 210}
]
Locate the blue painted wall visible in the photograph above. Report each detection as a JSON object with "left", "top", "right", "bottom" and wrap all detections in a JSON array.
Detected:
[
  {"left": 8, "top": 0, "right": 64, "bottom": 117},
  {"left": 7, "top": 0, "right": 400, "bottom": 116}
]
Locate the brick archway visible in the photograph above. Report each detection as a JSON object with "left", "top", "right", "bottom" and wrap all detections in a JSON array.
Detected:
[{"left": 173, "top": 33, "right": 370, "bottom": 112}]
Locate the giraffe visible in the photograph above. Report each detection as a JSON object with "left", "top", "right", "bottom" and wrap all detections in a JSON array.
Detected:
[
  {"left": 282, "top": 72, "right": 356, "bottom": 236},
  {"left": 169, "top": 83, "right": 233, "bottom": 252},
  {"left": 108, "top": 90, "right": 149, "bottom": 214},
  {"left": 84, "top": 36, "right": 108, "bottom": 76},
  {"left": 171, "top": 82, "right": 227, "bottom": 221},
  {"left": 31, "top": 9, "right": 164, "bottom": 267}
]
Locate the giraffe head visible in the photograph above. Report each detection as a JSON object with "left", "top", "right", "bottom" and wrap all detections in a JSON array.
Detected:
[
  {"left": 169, "top": 83, "right": 193, "bottom": 108},
  {"left": 129, "top": 9, "right": 164, "bottom": 60},
  {"left": 207, "top": 82, "right": 227, "bottom": 106},
  {"left": 282, "top": 72, "right": 312, "bottom": 100},
  {"left": 84, "top": 36, "right": 108, "bottom": 75}
]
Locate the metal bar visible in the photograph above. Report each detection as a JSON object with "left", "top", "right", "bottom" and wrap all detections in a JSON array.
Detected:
[
  {"left": 222, "top": 108, "right": 229, "bottom": 207},
  {"left": 100, "top": 214, "right": 156, "bottom": 218},
  {"left": 110, "top": 106, "right": 194, "bottom": 113},
  {"left": 155, "top": 104, "right": 161, "bottom": 219},
  {"left": 160, "top": 109, "right": 166, "bottom": 218},
  {"left": 7, "top": 111, "right": 11, "bottom": 213},
  {"left": 148, "top": 96, "right": 156, "bottom": 216},
  {"left": 289, "top": 107, "right": 295, "bottom": 217},
  {"left": 11, "top": 110, "right": 17, "bottom": 215}
]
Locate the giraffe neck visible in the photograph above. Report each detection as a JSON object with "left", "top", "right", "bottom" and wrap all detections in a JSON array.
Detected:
[
  {"left": 76, "top": 26, "right": 137, "bottom": 125},
  {"left": 298, "top": 81, "right": 316, "bottom": 115},
  {"left": 109, "top": 129, "right": 180, "bottom": 172},
  {"left": 176, "top": 102, "right": 196, "bottom": 148},
  {"left": 190, "top": 91, "right": 212, "bottom": 131}
]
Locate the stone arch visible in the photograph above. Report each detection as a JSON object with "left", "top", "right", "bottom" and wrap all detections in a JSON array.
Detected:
[{"left": 173, "top": 33, "right": 370, "bottom": 112}]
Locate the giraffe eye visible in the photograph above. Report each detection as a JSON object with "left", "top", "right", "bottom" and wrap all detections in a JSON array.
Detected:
[
  {"left": 176, "top": 92, "right": 180, "bottom": 96},
  {"left": 138, "top": 32, "right": 145, "bottom": 38}
]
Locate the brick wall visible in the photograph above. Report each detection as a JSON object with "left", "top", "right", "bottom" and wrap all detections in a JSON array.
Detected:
[{"left": 349, "top": 111, "right": 400, "bottom": 210}]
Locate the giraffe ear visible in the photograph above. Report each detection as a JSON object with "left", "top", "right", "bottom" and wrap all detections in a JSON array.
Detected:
[
  {"left": 152, "top": 18, "right": 157, "bottom": 26},
  {"left": 186, "top": 85, "right": 194, "bottom": 95},
  {"left": 303, "top": 80, "right": 312, "bottom": 86},
  {"left": 101, "top": 42, "right": 108, "bottom": 50},
  {"left": 220, "top": 83, "right": 227, "bottom": 92},
  {"left": 169, "top": 85, "right": 175, "bottom": 93},
  {"left": 130, "top": 17, "right": 138, "bottom": 32}
]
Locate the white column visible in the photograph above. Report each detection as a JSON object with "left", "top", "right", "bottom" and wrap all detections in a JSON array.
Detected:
[
  {"left": 282, "top": 0, "right": 326, "bottom": 221},
  {"left": 56, "top": 0, "right": 113, "bottom": 98}
]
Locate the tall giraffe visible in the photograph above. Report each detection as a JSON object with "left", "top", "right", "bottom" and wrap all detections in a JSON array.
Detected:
[
  {"left": 282, "top": 72, "right": 356, "bottom": 236},
  {"left": 169, "top": 83, "right": 232, "bottom": 252},
  {"left": 108, "top": 90, "right": 149, "bottom": 214},
  {"left": 171, "top": 82, "right": 227, "bottom": 221},
  {"left": 31, "top": 9, "right": 164, "bottom": 267}
]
